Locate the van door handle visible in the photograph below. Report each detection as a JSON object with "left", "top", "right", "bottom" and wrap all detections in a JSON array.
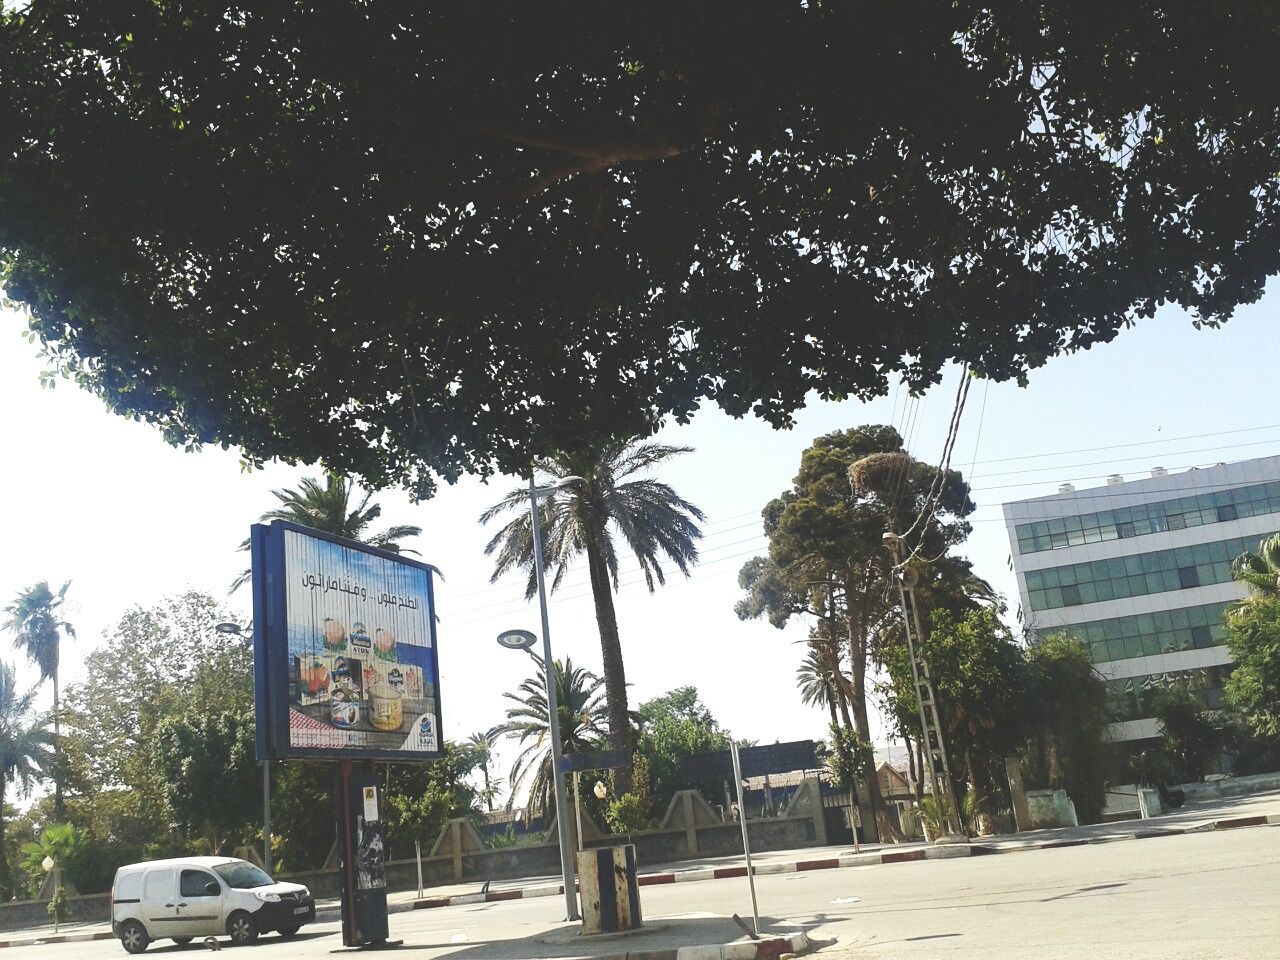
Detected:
[
  {"left": 178, "top": 902, "right": 188, "bottom": 908},
  {"left": 164, "top": 903, "right": 174, "bottom": 908}
]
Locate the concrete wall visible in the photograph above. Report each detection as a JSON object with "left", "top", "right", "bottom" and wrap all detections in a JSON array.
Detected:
[{"left": 0, "top": 893, "right": 111, "bottom": 933}]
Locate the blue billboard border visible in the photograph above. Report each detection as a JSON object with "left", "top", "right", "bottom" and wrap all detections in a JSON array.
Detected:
[{"left": 252, "top": 519, "right": 444, "bottom": 763}]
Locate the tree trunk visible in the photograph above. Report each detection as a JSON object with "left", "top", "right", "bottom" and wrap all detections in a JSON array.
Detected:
[
  {"left": 825, "top": 696, "right": 840, "bottom": 738},
  {"left": 0, "top": 778, "right": 9, "bottom": 899},
  {"left": 843, "top": 574, "right": 887, "bottom": 832},
  {"left": 52, "top": 669, "right": 63, "bottom": 822},
  {"left": 583, "top": 537, "right": 632, "bottom": 794}
]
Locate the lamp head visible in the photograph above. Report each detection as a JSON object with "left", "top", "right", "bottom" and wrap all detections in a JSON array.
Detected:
[
  {"left": 42, "top": 856, "right": 54, "bottom": 873},
  {"left": 496, "top": 629, "right": 538, "bottom": 652},
  {"left": 215, "top": 622, "right": 244, "bottom": 636},
  {"left": 593, "top": 780, "right": 608, "bottom": 800}
]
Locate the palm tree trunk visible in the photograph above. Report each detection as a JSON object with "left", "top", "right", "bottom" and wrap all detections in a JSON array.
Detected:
[
  {"left": 52, "top": 670, "right": 63, "bottom": 822},
  {"left": 583, "top": 537, "right": 632, "bottom": 794},
  {"left": 0, "top": 777, "right": 9, "bottom": 899}
]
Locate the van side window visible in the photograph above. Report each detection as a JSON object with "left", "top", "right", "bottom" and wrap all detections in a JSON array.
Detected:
[
  {"left": 180, "top": 870, "right": 219, "bottom": 898},
  {"left": 143, "top": 870, "right": 173, "bottom": 900},
  {"left": 116, "top": 873, "right": 142, "bottom": 901}
]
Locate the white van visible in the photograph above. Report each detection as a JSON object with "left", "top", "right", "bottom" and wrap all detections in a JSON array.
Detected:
[{"left": 111, "top": 857, "right": 315, "bottom": 953}]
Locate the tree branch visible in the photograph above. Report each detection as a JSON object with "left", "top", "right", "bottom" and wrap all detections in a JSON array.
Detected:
[{"left": 470, "top": 120, "right": 683, "bottom": 163}]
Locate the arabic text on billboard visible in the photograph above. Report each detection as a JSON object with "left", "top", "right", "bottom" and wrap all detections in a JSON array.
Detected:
[{"left": 284, "top": 529, "right": 438, "bottom": 755}]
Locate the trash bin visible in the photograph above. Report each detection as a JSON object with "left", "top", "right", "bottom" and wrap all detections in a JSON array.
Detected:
[{"left": 577, "top": 844, "right": 642, "bottom": 934}]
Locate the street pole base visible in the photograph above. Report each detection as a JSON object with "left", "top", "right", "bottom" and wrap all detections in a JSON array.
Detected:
[
  {"left": 330, "top": 940, "right": 404, "bottom": 952},
  {"left": 932, "top": 833, "right": 971, "bottom": 845}
]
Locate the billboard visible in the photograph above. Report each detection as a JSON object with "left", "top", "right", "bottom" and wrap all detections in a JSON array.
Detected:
[{"left": 252, "top": 520, "right": 443, "bottom": 760}]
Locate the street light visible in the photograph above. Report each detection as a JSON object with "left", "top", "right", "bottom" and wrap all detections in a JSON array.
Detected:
[
  {"left": 42, "top": 856, "right": 58, "bottom": 933},
  {"left": 215, "top": 621, "right": 273, "bottom": 875},
  {"left": 493, "top": 473, "right": 586, "bottom": 922}
]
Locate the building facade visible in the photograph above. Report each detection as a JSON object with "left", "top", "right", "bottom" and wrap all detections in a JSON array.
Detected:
[{"left": 1002, "top": 456, "right": 1280, "bottom": 771}]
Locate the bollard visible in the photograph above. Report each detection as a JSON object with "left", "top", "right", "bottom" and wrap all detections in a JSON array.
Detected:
[{"left": 577, "top": 845, "right": 641, "bottom": 935}]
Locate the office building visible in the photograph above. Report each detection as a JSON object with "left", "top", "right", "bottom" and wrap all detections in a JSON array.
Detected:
[{"left": 1002, "top": 455, "right": 1280, "bottom": 769}]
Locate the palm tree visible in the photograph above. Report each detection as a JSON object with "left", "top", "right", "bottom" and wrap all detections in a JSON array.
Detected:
[
  {"left": 490, "top": 657, "right": 608, "bottom": 822},
  {"left": 1232, "top": 533, "right": 1280, "bottom": 598},
  {"left": 0, "top": 661, "right": 54, "bottom": 898},
  {"left": 796, "top": 640, "right": 841, "bottom": 734},
  {"left": 3, "top": 582, "right": 73, "bottom": 820},
  {"left": 231, "top": 472, "right": 422, "bottom": 592},
  {"left": 481, "top": 440, "right": 704, "bottom": 769},
  {"left": 464, "top": 730, "right": 499, "bottom": 812}
]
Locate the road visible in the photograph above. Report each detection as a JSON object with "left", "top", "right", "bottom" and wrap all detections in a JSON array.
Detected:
[{"left": 17, "top": 826, "right": 1280, "bottom": 960}]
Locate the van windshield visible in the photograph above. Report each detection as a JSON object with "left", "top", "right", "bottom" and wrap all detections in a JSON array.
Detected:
[{"left": 212, "top": 861, "right": 274, "bottom": 889}]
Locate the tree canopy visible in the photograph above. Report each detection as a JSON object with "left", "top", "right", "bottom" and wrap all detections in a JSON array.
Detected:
[{"left": 3, "top": 4, "right": 1278, "bottom": 495}]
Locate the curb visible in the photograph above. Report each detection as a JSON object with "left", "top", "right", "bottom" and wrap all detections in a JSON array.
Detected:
[
  {"left": 0, "top": 931, "right": 115, "bottom": 948},
  {"left": 584, "top": 930, "right": 811, "bottom": 960}
]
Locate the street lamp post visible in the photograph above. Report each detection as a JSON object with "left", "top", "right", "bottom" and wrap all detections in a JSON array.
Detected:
[
  {"left": 216, "top": 621, "right": 273, "bottom": 875},
  {"left": 492, "top": 474, "right": 584, "bottom": 922},
  {"left": 41, "top": 855, "right": 59, "bottom": 933}
]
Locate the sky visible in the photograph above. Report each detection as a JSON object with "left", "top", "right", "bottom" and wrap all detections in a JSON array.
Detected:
[{"left": 1, "top": 282, "right": 1278, "bottom": 803}]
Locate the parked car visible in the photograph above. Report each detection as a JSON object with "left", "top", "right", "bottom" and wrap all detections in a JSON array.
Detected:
[{"left": 111, "top": 856, "right": 315, "bottom": 953}]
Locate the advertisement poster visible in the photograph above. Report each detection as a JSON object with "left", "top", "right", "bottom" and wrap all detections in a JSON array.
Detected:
[{"left": 275, "top": 525, "right": 440, "bottom": 757}]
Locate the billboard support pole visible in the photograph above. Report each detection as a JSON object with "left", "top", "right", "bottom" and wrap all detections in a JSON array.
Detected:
[
  {"left": 263, "top": 760, "right": 272, "bottom": 874},
  {"left": 337, "top": 759, "right": 357, "bottom": 946}
]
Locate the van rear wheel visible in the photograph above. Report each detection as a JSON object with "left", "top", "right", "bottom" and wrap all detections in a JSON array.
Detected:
[
  {"left": 277, "top": 926, "right": 300, "bottom": 939},
  {"left": 172, "top": 938, "right": 193, "bottom": 946},
  {"left": 120, "top": 920, "right": 150, "bottom": 954},
  {"left": 227, "top": 912, "right": 259, "bottom": 946}
]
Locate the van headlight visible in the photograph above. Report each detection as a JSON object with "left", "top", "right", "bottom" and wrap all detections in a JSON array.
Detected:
[
  {"left": 300, "top": 888, "right": 310, "bottom": 899},
  {"left": 255, "top": 892, "right": 281, "bottom": 902}
]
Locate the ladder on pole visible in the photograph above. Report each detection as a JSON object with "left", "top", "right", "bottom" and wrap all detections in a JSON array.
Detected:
[{"left": 884, "top": 533, "right": 963, "bottom": 837}]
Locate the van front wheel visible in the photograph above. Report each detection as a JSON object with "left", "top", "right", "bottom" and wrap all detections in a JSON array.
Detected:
[
  {"left": 227, "top": 912, "right": 259, "bottom": 946},
  {"left": 120, "top": 920, "right": 150, "bottom": 954}
]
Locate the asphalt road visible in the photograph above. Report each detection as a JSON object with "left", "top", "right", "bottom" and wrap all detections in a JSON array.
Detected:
[{"left": 16, "top": 826, "right": 1280, "bottom": 960}]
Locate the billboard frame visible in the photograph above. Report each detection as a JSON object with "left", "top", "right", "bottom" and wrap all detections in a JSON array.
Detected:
[{"left": 252, "top": 519, "right": 444, "bottom": 763}]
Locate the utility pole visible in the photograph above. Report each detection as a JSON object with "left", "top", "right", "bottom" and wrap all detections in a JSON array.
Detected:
[{"left": 883, "top": 532, "right": 964, "bottom": 838}]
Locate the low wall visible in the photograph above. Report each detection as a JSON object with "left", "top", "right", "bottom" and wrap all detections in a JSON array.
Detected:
[
  {"left": 1177, "top": 771, "right": 1280, "bottom": 802},
  {"left": 0, "top": 893, "right": 111, "bottom": 933}
]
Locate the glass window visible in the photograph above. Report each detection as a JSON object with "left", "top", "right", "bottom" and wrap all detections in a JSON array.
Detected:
[
  {"left": 144, "top": 870, "right": 174, "bottom": 900},
  {"left": 180, "top": 870, "right": 220, "bottom": 899},
  {"left": 1217, "top": 503, "right": 1238, "bottom": 523},
  {"left": 1061, "top": 584, "right": 1081, "bottom": 607},
  {"left": 1178, "top": 566, "right": 1201, "bottom": 589},
  {"left": 212, "top": 861, "right": 273, "bottom": 890},
  {"left": 1190, "top": 625, "right": 1213, "bottom": 649},
  {"left": 1116, "top": 521, "right": 1136, "bottom": 539},
  {"left": 1166, "top": 513, "right": 1187, "bottom": 530}
]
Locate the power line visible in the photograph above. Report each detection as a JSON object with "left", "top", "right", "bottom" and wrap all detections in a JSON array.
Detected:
[
  {"left": 966, "top": 422, "right": 1280, "bottom": 467},
  {"left": 969, "top": 436, "right": 1280, "bottom": 481}
]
